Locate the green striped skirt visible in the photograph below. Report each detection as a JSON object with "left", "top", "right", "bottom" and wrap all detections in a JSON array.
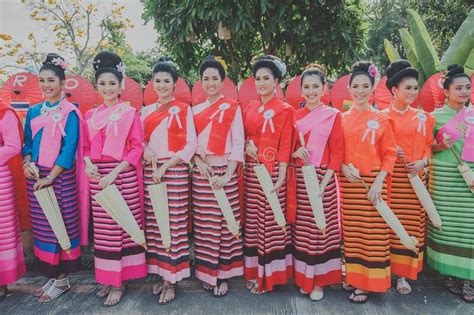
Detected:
[{"left": 428, "top": 158, "right": 474, "bottom": 280}]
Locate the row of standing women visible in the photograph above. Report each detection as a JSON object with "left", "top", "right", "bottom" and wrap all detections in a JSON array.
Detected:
[{"left": 0, "top": 51, "right": 473, "bottom": 306}]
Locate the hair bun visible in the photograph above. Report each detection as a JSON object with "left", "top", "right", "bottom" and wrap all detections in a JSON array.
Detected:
[
  {"left": 386, "top": 60, "right": 411, "bottom": 79},
  {"left": 351, "top": 61, "right": 372, "bottom": 74},
  {"left": 445, "top": 64, "right": 464, "bottom": 78},
  {"left": 304, "top": 63, "right": 325, "bottom": 73},
  {"left": 93, "top": 51, "right": 122, "bottom": 71}
]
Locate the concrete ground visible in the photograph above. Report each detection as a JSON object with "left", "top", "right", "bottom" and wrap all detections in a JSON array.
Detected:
[{"left": 2, "top": 256, "right": 473, "bottom": 315}]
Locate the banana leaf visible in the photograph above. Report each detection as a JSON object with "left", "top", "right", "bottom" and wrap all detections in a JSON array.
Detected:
[
  {"left": 399, "top": 28, "right": 426, "bottom": 85},
  {"left": 440, "top": 9, "right": 474, "bottom": 70},
  {"left": 406, "top": 9, "right": 440, "bottom": 78},
  {"left": 384, "top": 38, "right": 401, "bottom": 63},
  {"left": 465, "top": 50, "right": 474, "bottom": 76}
]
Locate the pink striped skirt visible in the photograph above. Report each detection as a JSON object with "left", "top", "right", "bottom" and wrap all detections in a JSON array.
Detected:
[
  {"left": 0, "top": 165, "right": 26, "bottom": 286},
  {"left": 90, "top": 162, "right": 147, "bottom": 287}
]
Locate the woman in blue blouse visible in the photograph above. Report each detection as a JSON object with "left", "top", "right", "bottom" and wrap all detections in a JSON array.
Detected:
[{"left": 22, "top": 53, "right": 83, "bottom": 302}]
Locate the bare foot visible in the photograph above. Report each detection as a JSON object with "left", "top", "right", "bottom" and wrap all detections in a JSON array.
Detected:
[
  {"left": 213, "top": 281, "right": 228, "bottom": 297},
  {"left": 159, "top": 285, "right": 176, "bottom": 304},
  {"left": 34, "top": 279, "right": 54, "bottom": 297},
  {"left": 396, "top": 277, "right": 412, "bottom": 295},
  {"left": 38, "top": 278, "right": 70, "bottom": 303},
  {"left": 104, "top": 286, "right": 126, "bottom": 307},
  {"left": 153, "top": 282, "right": 164, "bottom": 295},
  {"left": 96, "top": 284, "right": 112, "bottom": 298},
  {"left": 349, "top": 289, "right": 369, "bottom": 304}
]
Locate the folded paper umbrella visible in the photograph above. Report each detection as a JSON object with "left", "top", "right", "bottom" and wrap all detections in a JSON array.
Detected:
[
  {"left": 330, "top": 74, "right": 375, "bottom": 112},
  {"left": 63, "top": 75, "right": 97, "bottom": 114},
  {"left": 359, "top": 176, "right": 418, "bottom": 253},
  {"left": 146, "top": 159, "right": 171, "bottom": 251},
  {"left": 285, "top": 75, "right": 331, "bottom": 110},
  {"left": 94, "top": 184, "right": 147, "bottom": 248},
  {"left": 238, "top": 77, "right": 284, "bottom": 109},
  {"left": 374, "top": 76, "right": 419, "bottom": 110},
  {"left": 471, "top": 74, "right": 474, "bottom": 104},
  {"left": 419, "top": 73, "right": 445, "bottom": 113},
  {"left": 192, "top": 77, "right": 238, "bottom": 105},
  {"left": 34, "top": 186, "right": 72, "bottom": 254},
  {"left": 407, "top": 172, "right": 442, "bottom": 228},
  {"left": 298, "top": 132, "right": 326, "bottom": 232},
  {"left": 143, "top": 78, "right": 191, "bottom": 106},
  {"left": 249, "top": 140, "right": 286, "bottom": 231},
  {"left": 210, "top": 179, "right": 240, "bottom": 239},
  {"left": 444, "top": 134, "right": 474, "bottom": 194}
]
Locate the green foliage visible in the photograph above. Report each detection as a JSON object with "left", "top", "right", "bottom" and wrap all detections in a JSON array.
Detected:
[
  {"left": 142, "top": 0, "right": 368, "bottom": 81},
  {"left": 384, "top": 39, "right": 401, "bottom": 63},
  {"left": 440, "top": 9, "right": 474, "bottom": 70},
  {"left": 398, "top": 28, "right": 426, "bottom": 84}
]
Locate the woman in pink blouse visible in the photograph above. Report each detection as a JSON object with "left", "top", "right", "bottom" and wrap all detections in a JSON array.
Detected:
[
  {"left": 192, "top": 56, "right": 245, "bottom": 297},
  {"left": 141, "top": 57, "right": 197, "bottom": 304},
  {"left": 81, "top": 51, "right": 147, "bottom": 307}
]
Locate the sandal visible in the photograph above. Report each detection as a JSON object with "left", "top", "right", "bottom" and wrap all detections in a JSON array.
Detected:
[
  {"left": 34, "top": 279, "right": 55, "bottom": 297},
  {"left": 103, "top": 285, "right": 126, "bottom": 307},
  {"left": 349, "top": 289, "right": 370, "bottom": 304},
  {"left": 445, "top": 277, "right": 462, "bottom": 295},
  {"left": 159, "top": 284, "right": 176, "bottom": 305},
  {"left": 96, "top": 284, "right": 112, "bottom": 298},
  {"left": 213, "top": 279, "right": 228, "bottom": 298},
  {"left": 38, "top": 278, "right": 71, "bottom": 303},
  {"left": 203, "top": 282, "right": 214, "bottom": 293},
  {"left": 309, "top": 286, "right": 324, "bottom": 301},
  {"left": 246, "top": 280, "right": 257, "bottom": 291},
  {"left": 461, "top": 282, "right": 474, "bottom": 303},
  {"left": 396, "top": 277, "right": 412, "bottom": 295}
]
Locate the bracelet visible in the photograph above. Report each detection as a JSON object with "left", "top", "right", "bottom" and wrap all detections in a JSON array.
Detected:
[{"left": 46, "top": 175, "right": 54, "bottom": 182}]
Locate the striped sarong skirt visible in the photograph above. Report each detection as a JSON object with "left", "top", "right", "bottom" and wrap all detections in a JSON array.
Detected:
[
  {"left": 192, "top": 164, "right": 244, "bottom": 286},
  {"left": 27, "top": 165, "right": 81, "bottom": 278},
  {"left": 340, "top": 172, "right": 391, "bottom": 292},
  {"left": 428, "top": 158, "right": 474, "bottom": 280},
  {"left": 0, "top": 165, "right": 26, "bottom": 285},
  {"left": 144, "top": 160, "right": 191, "bottom": 284},
  {"left": 293, "top": 166, "right": 342, "bottom": 292},
  {"left": 244, "top": 161, "right": 292, "bottom": 291},
  {"left": 389, "top": 161, "right": 425, "bottom": 280},
  {"left": 90, "top": 162, "right": 147, "bottom": 287}
]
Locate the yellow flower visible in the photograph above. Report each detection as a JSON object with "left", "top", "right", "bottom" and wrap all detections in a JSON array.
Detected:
[{"left": 215, "top": 56, "right": 228, "bottom": 73}]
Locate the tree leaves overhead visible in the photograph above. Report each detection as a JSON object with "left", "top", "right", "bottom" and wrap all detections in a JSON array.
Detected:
[{"left": 142, "top": 0, "right": 367, "bottom": 81}]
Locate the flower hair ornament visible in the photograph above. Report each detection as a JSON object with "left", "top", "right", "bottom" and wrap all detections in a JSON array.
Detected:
[
  {"left": 51, "top": 57, "right": 69, "bottom": 70},
  {"left": 368, "top": 64, "right": 378, "bottom": 78},
  {"left": 215, "top": 56, "right": 228, "bottom": 73}
]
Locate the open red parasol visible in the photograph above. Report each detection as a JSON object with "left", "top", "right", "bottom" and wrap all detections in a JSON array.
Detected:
[
  {"left": 471, "top": 74, "right": 474, "bottom": 104},
  {"left": 143, "top": 78, "right": 191, "bottom": 106},
  {"left": 238, "top": 76, "right": 285, "bottom": 109},
  {"left": 63, "top": 75, "right": 97, "bottom": 114},
  {"left": 191, "top": 77, "right": 238, "bottom": 105},
  {"left": 419, "top": 72, "right": 445, "bottom": 112},
  {"left": 330, "top": 74, "right": 375, "bottom": 111},
  {"left": 374, "top": 76, "right": 420, "bottom": 110},
  {"left": 285, "top": 75, "right": 331, "bottom": 110},
  {"left": 96, "top": 77, "right": 144, "bottom": 110},
  {"left": 1, "top": 72, "right": 44, "bottom": 122}
]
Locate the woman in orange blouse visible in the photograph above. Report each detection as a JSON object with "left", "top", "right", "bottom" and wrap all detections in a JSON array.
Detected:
[
  {"left": 384, "top": 60, "right": 434, "bottom": 295},
  {"left": 243, "top": 55, "right": 295, "bottom": 294},
  {"left": 340, "top": 61, "right": 397, "bottom": 303}
]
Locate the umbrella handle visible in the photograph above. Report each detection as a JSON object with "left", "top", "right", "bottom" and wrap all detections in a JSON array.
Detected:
[
  {"left": 442, "top": 133, "right": 463, "bottom": 164},
  {"left": 299, "top": 131, "right": 305, "bottom": 147}
]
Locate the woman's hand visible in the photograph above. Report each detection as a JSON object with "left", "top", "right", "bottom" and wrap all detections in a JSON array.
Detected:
[
  {"left": 342, "top": 163, "right": 361, "bottom": 183},
  {"left": 368, "top": 179, "right": 383, "bottom": 204},
  {"left": 24, "top": 163, "right": 39, "bottom": 180},
  {"left": 440, "top": 134, "right": 455, "bottom": 150},
  {"left": 293, "top": 146, "right": 310, "bottom": 162},
  {"left": 99, "top": 171, "right": 118, "bottom": 189},
  {"left": 143, "top": 145, "right": 156, "bottom": 164},
  {"left": 33, "top": 177, "right": 53, "bottom": 191},
  {"left": 194, "top": 157, "right": 213, "bottom": 179},
  {"left": 85, "top": 162, "right": 101, "bottom": 181},
  {"left": 210, "top": 174, "right": 230, "bottom": 190},
  {"left": 153, "top": 164, "right": 168, "bottom": 184},
  {"left": 406, "top": 159, "right": 426, "bottom": 174},
  {"left": 245, "top": 141, "right": 258, "bottom": 161}
]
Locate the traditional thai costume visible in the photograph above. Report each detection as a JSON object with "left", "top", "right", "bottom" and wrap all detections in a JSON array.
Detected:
[
  {"left": 387, "top": 106, "right": 434, "bottom": 280},
  {"left": 23, "top": 99, "right": 82, "bottom": 277},
  {"left": 0, "top": 107, "right": 26, "bottom": 286},
  {"left": 428, "top": 104, "right": 474, "bottom": 280},
  {"left": 141, "top": 99, "right": 197, "bottom": 284},
  {"left": 291, "top": 104, "right": 344, "bottom": 292},
  {"left": 243, "top": 96, "right": 295, "bottom": 291},
  {"left": 82, "top": 102, "right": 147, "bottom": 287},
  {"left": 340, "top": 107, "right": 397, "bottom": 292},
  {"left": 192, "top": 96, "right": 245, "bottom": 286}
]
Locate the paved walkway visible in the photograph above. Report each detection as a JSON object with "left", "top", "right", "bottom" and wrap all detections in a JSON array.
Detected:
[{"left": 2, "top": 264, "right": 473, "bottom": 314}]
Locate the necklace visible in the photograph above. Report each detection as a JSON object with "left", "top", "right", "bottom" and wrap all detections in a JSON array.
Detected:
[
  {"left": 40, "top": 99, "right": 62, "bottom": 114},
  {"left": 391, "top": 103, "right": 410, "bottom": 115},
  {"left": 156, "top": 98, "right": 174, "bottom": 112},
  {"left": 91, "top": 103, "right": 124, "bottom": 130}
]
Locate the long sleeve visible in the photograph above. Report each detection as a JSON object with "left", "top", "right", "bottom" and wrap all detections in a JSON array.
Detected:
[
  {"left": 122, "top": 112, "right": 144, "bottom": 166},
  {"left": 277, "top": 111, "right": 296, "bottom": 163},
  {"left": 327, "top": 112, "right": 344, "bottom": 172},
  {"left": 82, "top": 116, "right": 91, "bottom": 158},
  {"left": 0, "top": 111, "right": 22, "bottom": 165},
  {"left": 422, "top": 115, "right": 435, "bottom": 160},
  {"left": 228, "top": 106, "right": 245, "bottom": 162},
  {"left": 379, "top": 119, "right": 398, "bottom": 174},
  {"left": 175, "top": 107, "right": 198, "bottom": 163},
  {"left": 22, "top": 108, "right": 33, "bottom": 157},
  {"left": 54, "top": 111, "right": 79, "bottom": 169}
]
